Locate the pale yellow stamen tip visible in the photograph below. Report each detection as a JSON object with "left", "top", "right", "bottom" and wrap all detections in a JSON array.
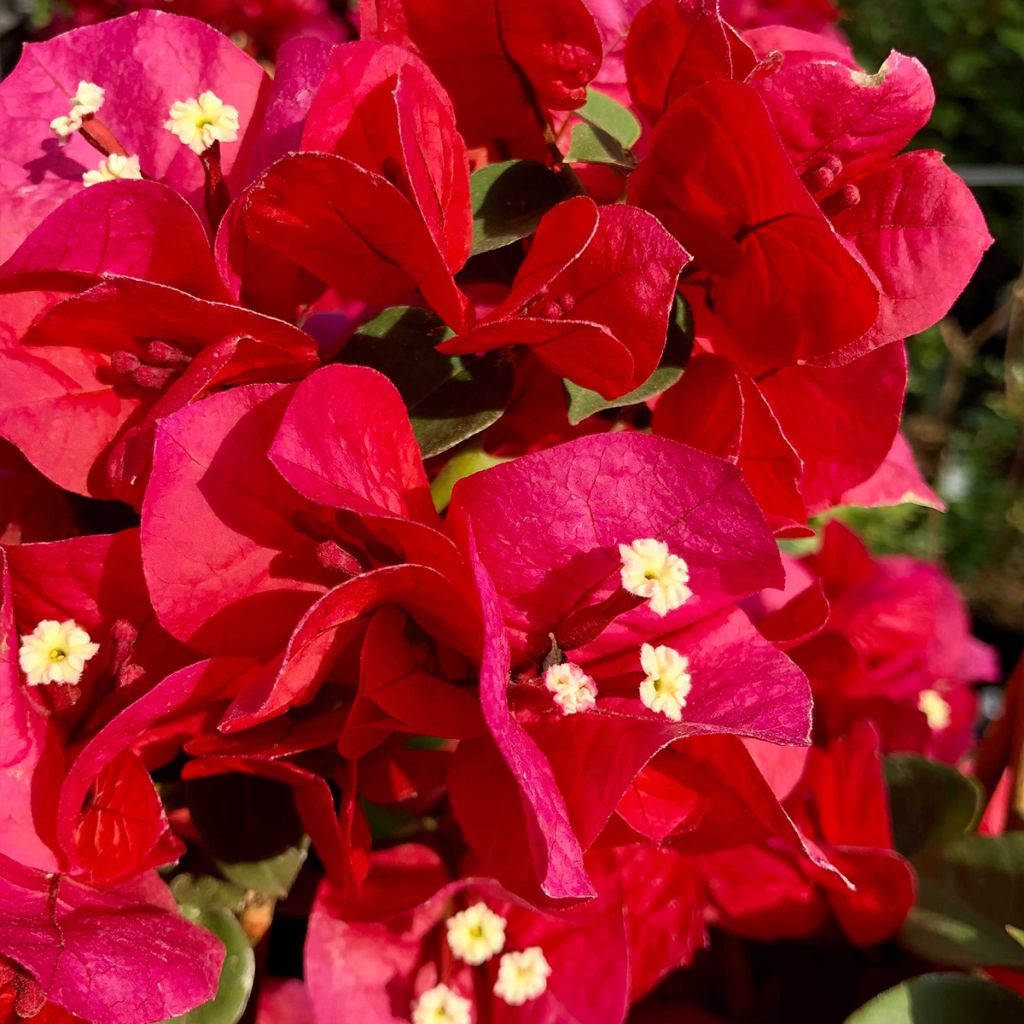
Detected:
[
  {"left": 918, "top": 689, "right": 952, "bottom": 731},
  {"left": 50, "top": 81, "right": 104, "bottom": 141},
  {"left": 411, "top": 983, "right": 471, "bottom": 1024},
  {"left": 493, "top": 947, "right": 551, "bottom": 1005},
  {"left": 619, "top": 538, "right": 692, "bottom": 616},
  {"left": 639, "top": 643, "right": 691, "bottom": 722},
  {"left": 82, "top": 153, "right": 143, "bottom": 187},
  {"left": 19, "top": 619, "right": 100, "bottom": 687},
  {"left": 164, "top": 91, "right": 240, "bottom": 154},
  {"left": 446, "top": 901, "right": 506, "bottom": 965},
  {"left": 544, "top": 662, "right": 597, "bottom": 715},
  {"left": 72, "top": 81, "right": 105, "bottom": 115}
]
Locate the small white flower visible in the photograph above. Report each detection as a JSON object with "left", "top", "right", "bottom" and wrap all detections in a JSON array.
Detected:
[
  {"left": 446, "top": 902, "right": 506, "bottom": 965},
  {"left": 493, "top": 947, "right": 551, "bottom": 1005},
  {"left": 638, "top": 643, "right": 691, "bottom": 722},
  {"left": 619, "top": 538, "right": 692, "bottom": 616},
  {"left": 71, "top": 81, "right": 105, "bottom": 116},
  {"left": 544, "top": 662, "right": 597, "bottom": 715},
  {"left": 164, "top": 91, "right": 240, "bottom": 154},
  {"left": 411, "top": 983, "right": 471, "bottom": 1024},
  {"left": 19, "top": 619, "right": 100, "bottom": 687},
  {"left": 918, "top": 689, "right": 952, "bottom": 731},
  {"left": 82, "top": 153, "right": 143, "bottom": 187}
]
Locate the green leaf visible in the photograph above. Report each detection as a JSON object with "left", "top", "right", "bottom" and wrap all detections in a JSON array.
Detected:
[
  {"left": 342, "top": 307, "right": 514, "bottom": 458},
  {"left": 430, "top": 447, "right": 510, "bottom": 512},
  {"left": 470, "top": 160, "right": 570, "bottom": 256},
  {"left": 844, "top": 973, "right": 1024, "bottom": 1023},
  {"left": 169, "top": 874, "right": 246, "bottom": 914},
  {"left": 169, "top": 907, "right": 255, "bottom": 1024},
  {"left": 576, "top": 88, "right": 642, "bottom": 149},
  {"left": 563, "top": 294, "right": 693, "bottom": 424},
  {"left": 901, "top": 881, "right": 1024, "bottom": 968},
  {"left": 884, "top": 755, "right": 982, "bottom": 862},
  {"left": 901, "top": 835, "right": 1024, "bottom": 968},
  {"left": 566, "top": 89, "right": 641, "bottom": 169},
  {"left": 566, "top": 123, "right": 636, "bottom": 169},
  {"left": 217, "top": 837, "right": 309, "bottom": 900},
  {"left": 931, "top": 834, "right": 1024, "bottom": 929}
]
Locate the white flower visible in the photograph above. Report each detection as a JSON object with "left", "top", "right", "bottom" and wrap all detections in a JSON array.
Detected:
[
  {"left": 82, "top": 153, "right": 143, "bottom": 187},
  {"left": 164, "top": 91, "right": 240, "bottom": 154},
  {"left": 638, "top": 643, "right": 691, "bottom": 722},
  {"left": 619, "top": 538, "right": 692, "bottom": 616},
  {"left": 493, "top": 947, "right": 551, "bottom": 1005},
  {"left": 544, "top": 662, "right": 598, "bottom": 715},
  {"left": 446, "top": 902, "right": 506, "bottom": 965},
  {"left": 19, "top": 619, "right": 100, "bottom": 686},
  {"left": 918, "top": 689, "right": 952, "bottom": 731},
  {"left": 411, "top": 983, "right": 471, "bottom": 1024}
]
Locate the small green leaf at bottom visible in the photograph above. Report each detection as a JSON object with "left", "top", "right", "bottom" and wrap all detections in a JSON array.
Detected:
[{"left": 843, "top": 973, "right": 1024, "bottom": 1024}]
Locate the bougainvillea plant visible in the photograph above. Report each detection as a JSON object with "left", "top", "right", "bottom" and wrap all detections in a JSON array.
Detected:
[{"left": 0, "top": 2, "right": 1019, "bottom": 1023}]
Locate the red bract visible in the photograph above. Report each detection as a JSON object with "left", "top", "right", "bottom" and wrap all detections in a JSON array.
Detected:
[
  {"left": 0, "top": 551, "right": 226, "bottom": 1023},
  {"left": 41, "top": 0, "right": 349, "bottom": 59},
  {"left": 360, "top": 0, "right": 603, "bottom": 155},
  {"left": 784, "top": 522, "right": 998, "bottom": 761},
  {"left": 704, "top": 722, "right": 916, "bottom": 946},
  {"left": 241, "top": 40, "right": 473, "bottom": 329},
  {"left": 141, "top": 366, "right": 458, "bottom": 663},
  {"left": 304, "top": 843, "right": 697, "bottom": 1024},
  {"left": 625, "top": 0, "right": 758, "bottom": 124},
  {"left": 628, "top": 80, "right": 879, "bottom": 375},
  {"left": 444, "top": 434, "right": 819, "bottom": 899},
  {"left": 0, "top": 181, "right": 317, "bottom": 502},
  {"left": 750, "top": 44, "right": 992, "bottom": 359},
  {"left": 0, "top": 11, "right": 268, "bottom": 256},
  {"left": 720, "top": 0, "right": 840, "bottom": 32},
  {"left": 441, "top": 197, "right": 688, "bottom": 397}
]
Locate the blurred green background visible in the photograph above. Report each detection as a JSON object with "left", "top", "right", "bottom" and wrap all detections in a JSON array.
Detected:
[{"left": 838, "top": 0, "right": 1024, "bottom": 661}]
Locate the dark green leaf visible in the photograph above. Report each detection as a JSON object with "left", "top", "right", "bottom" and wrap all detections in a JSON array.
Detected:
[
  {"left": 843, "top": 973, "right": 1024, "bottom": 1023},
  {"left": 901, "top": 881, "right": 1024, "bottom": 968},
  {"left": 901, "top": 834, "right": 1024, "bottom": 968},
  {"left": 169, "top": 907, "right": 255, "bottom": 1024},
  {"left": 931, "top": 834, "right": 1024, "bottom": 929},
  {"left": 470, "top": 160, "right": 570, "bottom": 256},
  {"left": 343, "top": 307, "right": 513, "bottom": 458},
  {"left": 884, "top": 755, "right": 982, "bottom": 862},
  {"left": 576, "top": 88, "right": 642, "bottom": 149},
  {"left": 217, "top": 838, "right": 309, "bottom": 900},
  {"left": 563, "top": 294, "right": 693, "bottom": 424},
  {"left": 566, "top": 122, "right": 636, "bottom": 169}
]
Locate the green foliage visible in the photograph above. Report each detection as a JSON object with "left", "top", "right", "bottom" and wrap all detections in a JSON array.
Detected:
[
  {"left": 843, "top": 973, "right": 1024, "bottom": 1023},
  {"left": 169, "top": 907, "right": 255, "bottom": 1024},
  {"left": 217, "top": 837, "right": 309, "bottom": 899},
  {"left": 884, "top": 755, "right": 982, "bottom": 860},
  {"left": 884, "top": 755, "right": 1024, "bottom": 969},
  {"left": 469, "top": 160, "right": 571, "bottom": 256},
  {"left": 566, "top": 88, "right": 641, "bottom": 169},
  {"left": 562, "top": 294, "right": 693, "bottom": 424},
  {"left": 342, "top": 307, "right": 514, "bottom": 458}
]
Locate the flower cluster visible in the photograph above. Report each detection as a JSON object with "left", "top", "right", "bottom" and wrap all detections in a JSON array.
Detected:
[{"left": 0, "top": 3, "right": 1002, "bottom": 1023}]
